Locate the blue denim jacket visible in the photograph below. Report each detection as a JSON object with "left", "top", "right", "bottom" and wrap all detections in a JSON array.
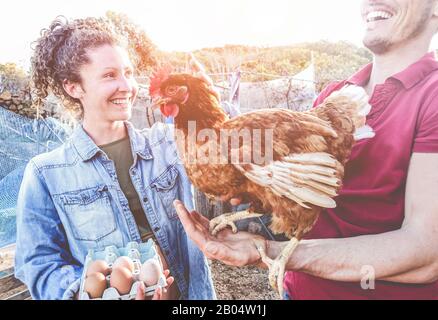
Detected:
[{"left": 14, "top": 121, "right": 216, "bottom": 300}]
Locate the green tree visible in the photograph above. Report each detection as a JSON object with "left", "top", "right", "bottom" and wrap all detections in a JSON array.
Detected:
[
  {"left": 155, "top": 41, "right": 372, "bottom": 91},
  {"left": 0, "top": 63, "right": 29, "bottom": 94}
]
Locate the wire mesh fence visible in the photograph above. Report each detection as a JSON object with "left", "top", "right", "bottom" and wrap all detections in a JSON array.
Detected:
[{"left": 0, "top": 107, "right": 72, "bottom": 248}]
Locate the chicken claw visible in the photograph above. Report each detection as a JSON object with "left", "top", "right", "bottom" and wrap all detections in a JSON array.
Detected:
[
  {"left": 257, "top": 237, "right": 299, "bottom": 299},
  {"left": 209, "top": 210, "right": 263, "bottom": 236}
]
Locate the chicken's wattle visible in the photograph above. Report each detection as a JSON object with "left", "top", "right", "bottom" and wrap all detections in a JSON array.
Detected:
[{"left": 160, "top": 103, "right": 179, "bottom": 118}]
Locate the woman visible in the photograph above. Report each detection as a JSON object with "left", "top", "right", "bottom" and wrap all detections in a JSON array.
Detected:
[{"left": 14, "top": 16, "right": 216, "bottom": 300}]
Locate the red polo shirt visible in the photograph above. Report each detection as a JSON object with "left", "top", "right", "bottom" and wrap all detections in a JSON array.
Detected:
[{"left": 284, "top": 52, "right": 438, "bottom": 300}]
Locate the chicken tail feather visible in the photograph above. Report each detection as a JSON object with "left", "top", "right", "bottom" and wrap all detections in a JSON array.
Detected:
[{"left": 234, "top": 152, "right": 343, "bottom": 209}]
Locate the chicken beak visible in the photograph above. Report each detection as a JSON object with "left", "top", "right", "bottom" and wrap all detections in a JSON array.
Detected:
[{"left": 151, "top": 97, "right": 171, "bottom": 110}]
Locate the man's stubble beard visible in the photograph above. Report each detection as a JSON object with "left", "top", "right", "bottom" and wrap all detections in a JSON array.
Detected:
[{"left": 363, "top": 5, "right": 433, "bottom": 55}]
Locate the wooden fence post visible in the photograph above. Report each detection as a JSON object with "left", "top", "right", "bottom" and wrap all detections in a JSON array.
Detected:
[{"left": 194, "top": 188, "right": 231, "bottom": 220}]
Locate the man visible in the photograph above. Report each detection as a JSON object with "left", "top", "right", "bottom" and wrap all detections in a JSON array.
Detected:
[{"left": 174, "top": 0, "right": 438, "bottom": 299}]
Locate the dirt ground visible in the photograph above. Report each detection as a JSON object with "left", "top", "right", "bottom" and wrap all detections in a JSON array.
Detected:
[{"left": 209, "top": 259, "right": 280, "bottom": 300}]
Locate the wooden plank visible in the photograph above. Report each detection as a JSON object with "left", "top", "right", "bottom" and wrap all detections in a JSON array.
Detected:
[
  {"left": 194, "top": 188, "right": 213, "bottom": 219},
  {"left": 6, "top": 289, "right": 31, "bottom": 300},
  {"left": 0, "top": 273, "right": 21, "bottom": 293},
  {"left": 0, "top": 245, "right": 30, "bottom": 300},
  {"left": 0, "top": 273, "right": 24, "bottom": 295},
  {"left": 0, "top": 283, "right": 29, "bottom": 300},
  {"left": 194, "top": 188, "right": 231, "bottom": 220},
  {"left": 0, "top": 267, "right": 14, "bottom": 278}
]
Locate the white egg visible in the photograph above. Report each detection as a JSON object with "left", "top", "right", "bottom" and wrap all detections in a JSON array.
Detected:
[
  {"left": 84, "top": 272, "right": 107, "bottom": 299},
  {"left": 139, "top": 259, "right": 162, "bottom": 286},
  {"left": 112, "top": 256, "right": 135, "bottom": 272},
  {"left": 110, "top": 267, "right": 134, "bottom": 295},
  {"left": 86, "top": 260, "right": 111, "bottom": 277}
]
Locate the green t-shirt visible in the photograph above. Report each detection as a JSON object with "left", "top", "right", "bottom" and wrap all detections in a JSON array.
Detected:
[{"left": 99, "top": 136, "right": 154, "bottom": 241}]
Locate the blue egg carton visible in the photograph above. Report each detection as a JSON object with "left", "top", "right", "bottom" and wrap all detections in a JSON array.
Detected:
[{"left": 79, "top": 240, "right": 167, "bottom": 300}]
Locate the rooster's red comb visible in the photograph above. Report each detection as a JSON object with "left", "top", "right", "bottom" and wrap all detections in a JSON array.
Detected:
[{"left": 149, "top": 65, "right": 173, "bottom": 97}]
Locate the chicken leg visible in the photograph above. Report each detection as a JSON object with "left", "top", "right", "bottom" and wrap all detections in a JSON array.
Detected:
[
  {"left": 256, "top": 237, "right": 299, "bottom": 299},
  {"left": 209, "top": 210, "right": 263, "bottom": 236}
]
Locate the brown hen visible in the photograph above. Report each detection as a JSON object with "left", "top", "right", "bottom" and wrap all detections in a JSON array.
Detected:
[{"left": 149, "top": 70, "right": 374, "bottom": 297}]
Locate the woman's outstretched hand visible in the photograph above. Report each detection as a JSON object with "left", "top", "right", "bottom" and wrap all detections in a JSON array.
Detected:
[
  {"left": 135, "top": 269, "right": 174, "bottom": 300},
  {"left": 174, "top": 200, "right": 266, "bottom": 267}
]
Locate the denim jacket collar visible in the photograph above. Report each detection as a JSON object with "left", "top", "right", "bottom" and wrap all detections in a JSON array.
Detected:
[
  {"left": 71, "top": 121, "right": 153, "bottom": 162},
  {"left": 125, "top": 122, "right": 154, "bottom": 161}
]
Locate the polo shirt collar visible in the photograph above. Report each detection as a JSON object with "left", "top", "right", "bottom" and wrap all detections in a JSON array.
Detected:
[
  {"left": 347, "top": 63, "right": 372, "bottom": 86},
  {"left": 346, "top": 52, "right": 438, "bottom": 89},
  {"left": 392, "top": 52, "right": 438, "bottom": 89}
]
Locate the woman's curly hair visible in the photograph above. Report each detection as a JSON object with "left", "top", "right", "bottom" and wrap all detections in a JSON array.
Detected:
[{"left": 31, "top": 16, "right": 128, "bottom": 118}]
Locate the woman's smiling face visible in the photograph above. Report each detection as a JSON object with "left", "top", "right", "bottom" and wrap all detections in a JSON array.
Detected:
[{"left": 76, "top": 44, "right": 138, "bottom": 124}]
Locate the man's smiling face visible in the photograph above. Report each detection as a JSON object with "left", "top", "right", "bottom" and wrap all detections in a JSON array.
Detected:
[{"left": 361, "top": 0, "right": 437, "bottom": 54}]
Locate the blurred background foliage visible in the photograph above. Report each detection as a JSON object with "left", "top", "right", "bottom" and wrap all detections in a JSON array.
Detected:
[{"left": 1, "top": 11, "right": 373, "bottom": 99}]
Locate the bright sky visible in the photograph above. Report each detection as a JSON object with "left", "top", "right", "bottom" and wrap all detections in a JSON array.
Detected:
[{"left": 1, "top": 0, "right": 438, "bottom": 70}]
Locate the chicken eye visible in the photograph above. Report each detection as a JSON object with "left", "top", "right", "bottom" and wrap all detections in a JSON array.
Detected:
[{"left": 165, "top": 85, "right": 178, "bottom": 96}]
